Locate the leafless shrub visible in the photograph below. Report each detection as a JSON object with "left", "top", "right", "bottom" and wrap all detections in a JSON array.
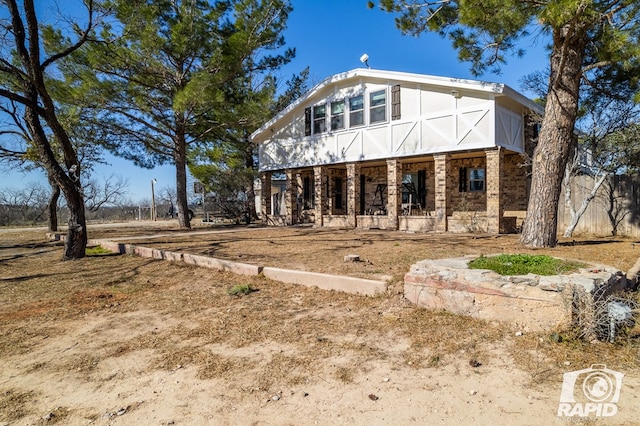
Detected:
[{"left": 564, "top": 284, "right": 637, "bottom": 342}]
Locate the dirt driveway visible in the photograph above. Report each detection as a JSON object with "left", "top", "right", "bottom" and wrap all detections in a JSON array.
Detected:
[{"left": 1, "top": 223, "right": 639, "bottom": 425}]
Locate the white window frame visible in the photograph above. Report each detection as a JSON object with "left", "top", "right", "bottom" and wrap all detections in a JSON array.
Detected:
[
  {"left": 330, "top": 100, "right": 345, "bottom": 131},
  {"left": 349, "top": 94, "right": 364, "bottom": 128},
  {"left": 468, "top": 168, "right": 485, "bottom": 192},
  {"left": 369, "top": 89, "right": 387, "bottom": 124},
  {"left": 313, "top": 104, "right": 326, "bottom": 134}
]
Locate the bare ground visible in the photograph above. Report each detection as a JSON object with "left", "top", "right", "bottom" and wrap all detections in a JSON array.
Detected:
[{"left": 1, "top": 222, "right": 639, "bottom": 425}]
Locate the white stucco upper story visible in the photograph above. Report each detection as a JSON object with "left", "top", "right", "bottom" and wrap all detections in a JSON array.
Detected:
[{"left": 251, "top": 68, "right": 544, "bottom": 173}]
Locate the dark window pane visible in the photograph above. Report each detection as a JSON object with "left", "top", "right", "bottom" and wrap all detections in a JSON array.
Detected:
[{"left": 350, "top": 110, "right": 363, "bottom": 126}]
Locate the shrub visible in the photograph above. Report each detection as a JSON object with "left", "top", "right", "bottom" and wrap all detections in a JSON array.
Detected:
[
  {"left": 227, "top": 284, "right": 256, "bottom": 296},
  {"left": 85, "top": 246, "right": 113, "bottom": 256}
]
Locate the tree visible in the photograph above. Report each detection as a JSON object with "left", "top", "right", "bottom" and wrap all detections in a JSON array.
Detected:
[
  {"left": 0, "top": 95, "right": 108, "bottom": 231},
  {"left": 66, "top": 0, "right": 294, "bottom": 229},
  {"left": 189, "top": 67, "right": 310, "bottom": 220},
  {"left": 562, "top": 98, "right": 640, "bottom": 237},
  {"left": 83, "top": 174, "right": 129, "bottom": 212},
  {"left": 372, "top": 0, "right": 640, "bottom": 247},
  {"left": 0, "top": 99, "right": 62, "bottom": 230},
  {"left": 0, "top": 183, "right": 49, "bottom": 226},
  {"left": 0, "top": 0, "right": 100, "bottom": 258}
]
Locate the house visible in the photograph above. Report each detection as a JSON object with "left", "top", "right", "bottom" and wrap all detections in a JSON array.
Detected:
[{"left": 251, "top": 68, "right": 543, "bottom": 233}]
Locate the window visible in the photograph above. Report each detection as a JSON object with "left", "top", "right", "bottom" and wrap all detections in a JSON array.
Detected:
[
  {"left": 370, "top": 89, "right": 386, "bottom": 123},
  {"left": 303, "top": 176, "right": 314, "bottom": 208},
  {"left": 532, "top": 122, "right": 541, "bottom": 139},
  {"left": 334, "top": 177, "right": 343, "bottom": 209},
  {"left": 417, "top": 169, "right": 426, "bottom": 207},
  {"left": 313, "top": 104, "right": 326, "bottom": 134},
  {"left": 469, "top": 168, "right": 485, "bottom": 192},
  {"left": 349, "top": 95, "right": 364, "bottom": 127},
  {"left": 402, "top": 173, "right": 418, "bottom": 204},
  {"left": 331, "top": 100, "right": 345, "bottom": 131},
  {"left": 391, "top": 84, "right": 401, "bottom": 120},
  {"left": 459, "top": 167, "right": 485, "bottom": 192}
]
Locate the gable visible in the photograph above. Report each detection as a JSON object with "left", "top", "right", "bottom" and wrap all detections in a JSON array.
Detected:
[{"left": 254, "top": 69, "right": 540, "bottom": 171}]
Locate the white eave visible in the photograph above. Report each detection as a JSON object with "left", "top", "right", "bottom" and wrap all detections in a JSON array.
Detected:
[{"left": 251, "top": 68, "right": 544, "bottom": 142}]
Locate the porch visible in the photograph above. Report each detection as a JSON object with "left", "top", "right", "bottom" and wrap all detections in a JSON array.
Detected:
[{"left": 260, "top": 147, "right": 528, "bottom": 234}]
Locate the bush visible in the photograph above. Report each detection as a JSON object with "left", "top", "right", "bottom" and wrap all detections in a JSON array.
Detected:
[{"left": 227, "top": 284, "right": 256, "bottom": 296}]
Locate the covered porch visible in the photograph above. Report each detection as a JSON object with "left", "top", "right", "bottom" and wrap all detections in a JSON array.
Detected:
[{"left": 260, "top": 147, "right": 527, "bottom": 234}]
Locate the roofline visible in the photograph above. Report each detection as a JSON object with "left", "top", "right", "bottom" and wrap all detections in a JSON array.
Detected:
[{"left": 251, "top": 68, "right": 544, "bottom": 140}]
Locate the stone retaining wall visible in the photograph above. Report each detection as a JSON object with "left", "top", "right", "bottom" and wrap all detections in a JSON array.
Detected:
[{"left": 404, "top": 256, "right": 626, "bottom": 331}]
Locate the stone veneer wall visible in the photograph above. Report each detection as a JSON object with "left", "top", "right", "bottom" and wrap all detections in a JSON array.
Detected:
[
  {"left": 449, "top": 157, "right": 486, "bottom": 212},
  {"left": 502, "top": 153, "right": 529, "bottom": 230},
  {"left": 268, "top": 148, "right": 530, "bottom": 231}
]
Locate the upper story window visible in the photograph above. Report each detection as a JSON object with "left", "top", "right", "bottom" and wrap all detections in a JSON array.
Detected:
[
  {"left": 331, "top": 100, "right": 345, "bottom": 131},
  {"left": 302, "top": 88, "right": 395, "bottom": 136},
  {"left": 370, "top": 89, "right": 386, "bottom": 123},
  {"left": 313, "top": 104, "right": 326, "bottom": 134},
  {"left": 349, "top": 95, "right": 364, "bottom": 127}
]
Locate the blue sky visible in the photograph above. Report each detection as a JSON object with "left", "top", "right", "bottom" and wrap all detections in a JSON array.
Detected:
[{"left": 2, "top": 0, "right": 549, "bottom": 202}]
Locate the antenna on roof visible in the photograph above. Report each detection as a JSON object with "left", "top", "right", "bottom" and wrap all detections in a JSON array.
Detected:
[{"left": 360, "top": 53, "right": 370, "bottom": 69}]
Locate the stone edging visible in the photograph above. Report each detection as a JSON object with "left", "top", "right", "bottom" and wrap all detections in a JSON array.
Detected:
[{"left": 45, "top": 234, "right": 387, "bottom": 296}]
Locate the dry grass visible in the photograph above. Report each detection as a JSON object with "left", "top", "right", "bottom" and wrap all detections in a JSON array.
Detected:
[
  {"left": 85, "top": 223, "right": 640, "bottom": 283},
  {"left": 1, "top": 223, "right": 640, "bottom": 423}
]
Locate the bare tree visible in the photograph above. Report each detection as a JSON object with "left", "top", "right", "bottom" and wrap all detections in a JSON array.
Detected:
[
  {"left": 0, "top": 183, "right": 49, "bottom": 226},
  {"left": 83, "top": 175, "right": 129, "bottom": 212},
  {"left": 563, "top": 100, "right": 640, "bottom": 237}
]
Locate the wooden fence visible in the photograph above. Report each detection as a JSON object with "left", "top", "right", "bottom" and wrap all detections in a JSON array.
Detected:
[{"left": 557, "top": 174, "right": 640, "bottom": 237}]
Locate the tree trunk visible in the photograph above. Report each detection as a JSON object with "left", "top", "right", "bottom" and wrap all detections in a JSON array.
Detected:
[
  {"left": 47, "top": 174, "right": 60, "bottom": 231},
  {"left": 244, "top": 134, "right": 259, "bottom": 220},
  {"left": 23, "top": 101, "right": 87, "bottom": 259},
  {"left": 520, "top": 26, "right": 586, "bottom": 248},
  {"left": 63, "top": 184, "right": 87, "bottom": 259},
  {"left": 174, "top": 130, "right": 191, "bottom": 229}
]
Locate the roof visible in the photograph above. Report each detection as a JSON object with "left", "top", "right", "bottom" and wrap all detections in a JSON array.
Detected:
[{"left": 251, "top": 68, "right": 544, "bottom": 141}]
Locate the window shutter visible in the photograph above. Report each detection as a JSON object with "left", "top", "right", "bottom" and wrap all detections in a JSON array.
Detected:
[
  {"left": 391, "top": 84, "right": 401, "bottom": 120},
  {"left": 459, "top": 167, "right": 467, "bottom": 192},
  {"left": 418, "top": 169, "right": 426, "bottom": 207},
  {"left": 304, "top": 107, "right": 311, "bottom": 136}
]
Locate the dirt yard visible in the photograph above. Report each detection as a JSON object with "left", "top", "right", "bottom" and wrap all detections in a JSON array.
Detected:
[{"left": 1, "top": 222, "right": 639, "bottom": 425}]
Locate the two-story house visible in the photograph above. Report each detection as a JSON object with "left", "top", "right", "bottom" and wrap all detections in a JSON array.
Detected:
[{"left": 251, "top": 68, "right": 542, "bottom": 233}]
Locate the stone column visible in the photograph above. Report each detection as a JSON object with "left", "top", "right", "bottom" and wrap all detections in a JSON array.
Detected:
[
  {"left": 386, "top": 158, "right": 402, "bottom": 230},
  {"left": 485, "top": 147, "right": 504, "bottom": 234},
  {"left": 434, "top": 154, "right": 450, "bottom": 232},
  {"left": 346, "top": 163, "right": 360, "bottom": 228},
  {"left": 260, "top": 171, "right": 272, "bottom": 222},
  {"left": 313, "top": 165, "right": 325, "bottom": 227},
  {"left": 285, "top": 169, "right": 296, "bottom": 226}
]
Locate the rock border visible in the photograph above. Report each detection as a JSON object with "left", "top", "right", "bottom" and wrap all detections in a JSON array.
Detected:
[
  {"left": 404, "top": 255, "right": 630, "bottom": 331},
  {"left": 46, "top": 233, "right": 388, "bottom": 296}
]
